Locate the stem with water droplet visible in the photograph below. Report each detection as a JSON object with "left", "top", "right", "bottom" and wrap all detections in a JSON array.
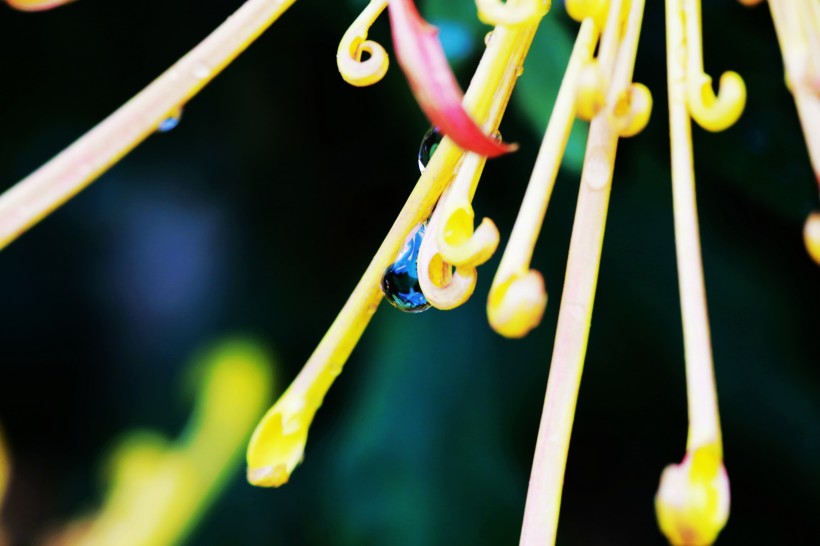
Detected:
[{"left": 0, "top": 0, "right": 299, "bottom": 250}]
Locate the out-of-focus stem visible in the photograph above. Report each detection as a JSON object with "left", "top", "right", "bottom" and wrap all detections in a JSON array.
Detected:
[
  {"left": 0, "top": 0, "right": 300, "bottom": 250},
  {"left": 769, "top": 0, "right": 820, "bottom": 185}
]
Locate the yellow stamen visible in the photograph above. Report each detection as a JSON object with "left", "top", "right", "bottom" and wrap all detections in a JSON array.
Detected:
[
  {"left": 435, "top": 152, "right": 500, "bottom": 268},
  {"left": 654, "top": 1, "right": 733, "bottom": 544},
  {"left": 417, "top": 179, "right": 480, "bottom": 310},
  {"left": 337, "top": 0, "right": 390, "bottom": 87},
  {"left": 519, "top": 1, "right": 648, "bottom": 544},
  {"left": 0, "top": 0, "right": 299, "bottom": 251},
  {"left": 487, "top": 17, "right": 599, "bottom": 338},
  {"left": 247, "top": 3, "right": 548, "bottom": 488},
  {"left": 683, "top": 0, "right": 747, "bottom": 132},
  {"left": 655, "top": 443, "right": 730, "bottom": 546}
]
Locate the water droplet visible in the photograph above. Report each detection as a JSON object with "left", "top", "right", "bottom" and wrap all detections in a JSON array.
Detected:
[
  {"left": 381, "top": 223, "right": 431, "bottom": 313},
  {"left": 516, "top": 65, "right": 524, "bottom": 77},
  {"left": 157, "top": 108, "right": 183, "bottom": 133},
  {"left": 418, "top": 127, "right": 442, "bottom": 173},
  {"left": 192, "top": 61, "right": 212, "bottom": 80},
  {"left": 484, "top": 31, "right": 494, "bottom": 47}
]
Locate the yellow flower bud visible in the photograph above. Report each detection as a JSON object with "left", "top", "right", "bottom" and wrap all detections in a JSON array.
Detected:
[{"left": 655, "top": 445, "right": 730, "bottom": 546}]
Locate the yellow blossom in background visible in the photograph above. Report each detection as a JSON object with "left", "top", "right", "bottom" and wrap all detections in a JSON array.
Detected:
[{"left": 42, "top": 339, "right": 274, "bottom": 546}]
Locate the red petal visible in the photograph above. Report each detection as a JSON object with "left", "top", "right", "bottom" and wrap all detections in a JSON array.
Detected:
[{"left": 388, "top": 0, "right": 515, "bottom": 158}]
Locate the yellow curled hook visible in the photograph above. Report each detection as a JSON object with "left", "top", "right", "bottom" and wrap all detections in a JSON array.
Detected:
[
  {"left": 435, "top": 153, "right": 500, "bottom": 268},
  {"left": 683, "top": 0, "right": 746, "bottom": 131},
  {"left": 609, "top": 82, "right": 653, "bottom": 137},
  {"left": 337, "top": 0, "right": 390, "bottom": 87},
  {"left": 417, "top": 186, "right": 479, "bottom": 311}
]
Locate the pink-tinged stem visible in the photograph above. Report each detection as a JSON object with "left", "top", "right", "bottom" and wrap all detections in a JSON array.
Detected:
[{"left": 0, "top": 0, "right": 299, "bottom": 250}]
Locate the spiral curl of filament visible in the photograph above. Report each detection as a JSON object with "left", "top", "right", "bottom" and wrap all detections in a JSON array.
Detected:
[
  {"left": 435, "top": 153, "right": 500, "bottom": 268},
  {"left": 337, "top": 0, "right": 390, "bottom": 87},
  {"left": 417, "top": 180, "right": 480, "bottom": 311}
]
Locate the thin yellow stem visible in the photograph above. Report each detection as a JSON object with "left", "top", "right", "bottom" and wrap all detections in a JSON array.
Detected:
[
  {"left": 493, "top": 18, "right": 598, "bottom": 286},
  {"left": 287, "top": 22, "right": 539, "bottom": 414},
  {"left": 247, "top": 13, "right": 546, "bottom": 486},
  {"left": 0, "top": 0, "right": 299, "bottom": 250},
  {"left": 487, "top": 18, "right": 598, "bottom": 338},
  {"left": 667, "top": 0, "right": 721, "bottom": 453}
]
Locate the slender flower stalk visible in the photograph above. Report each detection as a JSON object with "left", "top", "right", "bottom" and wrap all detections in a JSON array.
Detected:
[
  {"left": 518, "top": 1, "right": 652, "bottom": 544},
  {"left": 487, "top": 17, "right": 599, "bottom": 338},
  {"left": 766, "top": 0, "right": 820, "bottom": 264},
  {"left": 653, "top": 1, "right": 742, "bottom": 544},
  {"left": 246, "top": 0, "right": 547, "bottom": 487},
  {"left": 0, "top": 0, "right": 299, "bottom": 251}
]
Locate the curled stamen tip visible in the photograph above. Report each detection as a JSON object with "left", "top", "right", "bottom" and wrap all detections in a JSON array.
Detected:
[
  {"left": 688, "top": 71, "right": 747, "bottom": 132},
  {"left": 804, "top": 212, "right": 820, "bottom": 266},
  {"left": 612, "top": 83, "right": 653, "bottom": 138},
  {"left": 440, "top": 214, "right": 500, "bottom": 267},
  {"left": 247, "top": 464, "right": 291, "bottom": 488},
  {"left": 487, "top": 270, "right": 547, "bottom": 338},
  {"left": 576, "top": 62, "right": 607, "bottom": 121},
  {"left": 475, "top": 0, "right": 550, "bottom": 27},
  {"left": 655, "top": 444, "right": 730, "bottom": 546},
  {"left": 336, "top": 41, "right": 390, "bottom": 87}
]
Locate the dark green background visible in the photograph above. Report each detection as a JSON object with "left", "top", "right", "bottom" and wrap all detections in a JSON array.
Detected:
[{"left": 0, "top": 0, "right": 817, "bottom": 544}]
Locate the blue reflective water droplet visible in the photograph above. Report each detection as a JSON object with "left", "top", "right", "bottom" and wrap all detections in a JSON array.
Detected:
[
  {"left": 381, "top": 223, "right": 431, "bottom": 313},
  {"left": 418, "top": 127, "right": 442, "bottom": 173},
  {"left": 158, "top": 108, "right": 183, "bottom": 133}
]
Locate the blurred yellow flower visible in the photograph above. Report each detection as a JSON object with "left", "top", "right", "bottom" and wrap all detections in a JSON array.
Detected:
[{"left": 44, "top": 339, "right": 274, "bottom": 546}]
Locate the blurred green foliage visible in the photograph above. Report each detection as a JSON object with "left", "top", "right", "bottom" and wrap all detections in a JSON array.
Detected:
[{"left": 0, "top": 0, "right": 817, "bottom": 545}]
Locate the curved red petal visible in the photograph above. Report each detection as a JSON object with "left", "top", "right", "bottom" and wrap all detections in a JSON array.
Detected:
[{"left": 387, "top": 0, "right": 515, "bottom": 158}]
